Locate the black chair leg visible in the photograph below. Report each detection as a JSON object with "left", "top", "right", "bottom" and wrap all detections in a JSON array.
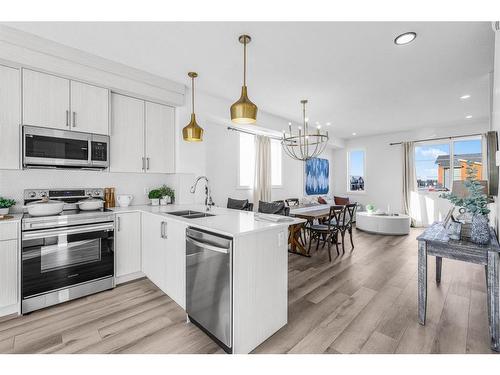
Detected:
[
  {"left": 334, "top": 232, "right": 339, "bottom": 255},
  {"left": 341, "top": 231, "right": 345, "bottom": 254},
  {"left": 316, "top": 234, "right": 320, "bottom": 251},
  {"left": 349, "top": 228, "right": 354, "bottom": 249},
  {"left": 327, "top": 236, "right": 332, "bottom": 262},
  {"left": 308, "top": 233, "right": 313, "bottom": 253}
]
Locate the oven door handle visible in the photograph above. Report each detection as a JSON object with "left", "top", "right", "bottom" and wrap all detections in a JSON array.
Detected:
[{"left": 22, "top": 222, "right": 114, "bottom": 240}]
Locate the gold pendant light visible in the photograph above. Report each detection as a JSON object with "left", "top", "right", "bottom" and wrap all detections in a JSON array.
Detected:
[
  {"left": 230, "top": 34, "right": 258, "bottom": 124},
  {"left": 182, "top": 72, "right": 204, "bottom": 142}
]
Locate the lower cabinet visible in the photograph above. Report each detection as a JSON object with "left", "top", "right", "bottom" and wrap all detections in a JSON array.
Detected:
[
  {"left": 0, "top": 226, "right": 19, "bottom": 317},
  {"left": 141, "top": 212, "right": 187, "bottom": 309},
  {"left": 115, "top": 212, "right": 142, "bottom": 281}
]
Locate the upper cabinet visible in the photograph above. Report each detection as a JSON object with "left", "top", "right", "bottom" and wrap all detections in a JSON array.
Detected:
[
  {"left": 23, "top": 69, "right": 70, "bottom": 130},
  {"left": 70, "top": 80, "right": 109, "bottom": 135},
  {"left": 22, "top": 69, "right": 109, "bottom": 135},
  {"left": 145, "top": 101, "right": 175, "bottom": 174},
  {"left": 110, "top": 93, "right": 175, "bottom": 174},
  {"left": 0, "top": 64, "right": 21, "bottom": 170}
]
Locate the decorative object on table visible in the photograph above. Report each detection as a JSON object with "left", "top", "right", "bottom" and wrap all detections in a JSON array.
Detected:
[
  {"left": 440, "top": 161, "right": 490, "bottom": 244},
  {"left": 305, "top": 157, "right": 329, "bottom": 195},
  {"left": 281, "top": 100, "right": 329, "bottom": 161},
  {"left": 230, "top": 34, "right": 258, "bottom": 124},
  {"left": 0, "top": 197, "right": 16, "bottom": 215},
  {"left": 148, "top": 189, "right": 162, "bottom": 206},
  {"left": 442, "top": 206, "right": 455, "bottom": 227},
  {"left": 365, "top": 204, "right": 375, "bottom": 214},
  {"left": 182, "top": 72, "right": 204, "bottom": 142},
  {"left": 109, "top": 187, "right": 116, "bottom": 208},
  {"left": 116, "top": 194, "right": 133, "bottom": 207},
  {"left": 104, "top": 188, "right": 111, "bottom": 209},
  {"left": 445, "top": 218, "right": 462, "bottom": 240}
]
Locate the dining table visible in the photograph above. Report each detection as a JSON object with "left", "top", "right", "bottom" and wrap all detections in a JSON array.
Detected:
[{"left": 288, "top": 204, "right": 333, "bottom": 257}]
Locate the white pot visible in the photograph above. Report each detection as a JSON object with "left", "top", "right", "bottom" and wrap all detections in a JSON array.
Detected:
[
  {"left": 0, "top": 208, "right": 9, "bottom": 215},
  {"left": 117, "top": 194, "right": 133, "bottom": 207},
  {"left": 25, "top": 200, "right": 65, "bottom": 216},
  {"left": 77, "top": 198, "right": 104, "bottom": 211},
  {"left": 151, "top": 198, "right": 160, "bottom": 206},
  {"left": 160, "top": 198, "right": 167, "bottom": 206}
]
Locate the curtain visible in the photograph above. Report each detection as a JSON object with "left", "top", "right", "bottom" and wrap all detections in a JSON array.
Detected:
[
  {"left": 402, "top": 141, "right": 417, "bottom": 227},
  {"left": 254, "top": 135, "right": 272, "bottom": 204},
  {"left": 485, "top": 131, "right": 499, "bottom": 197}
]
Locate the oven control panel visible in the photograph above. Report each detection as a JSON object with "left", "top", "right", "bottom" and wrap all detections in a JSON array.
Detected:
[{"left": 24, "top": 188, "right": 105, "bottom": 201}]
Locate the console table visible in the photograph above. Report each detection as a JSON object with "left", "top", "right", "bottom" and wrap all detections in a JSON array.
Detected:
[{"left": 417, "top": 223, "right": 500, "bottom": 352}]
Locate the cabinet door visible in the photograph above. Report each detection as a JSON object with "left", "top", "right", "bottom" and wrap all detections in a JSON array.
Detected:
[
  {"left": 110, "top": 93, "right": 145, "bottom": 173},
  {"left": 0, "top": 240, "right": 18, "bottom": 309},
  {"left": 163, "top": 219, "right": 187, "bottom": 309},
  {"left": 70, "top": 81, "right": 109, "bottom": 135},
  {"left": 141, "top": 213, "right": 167, "bottom": 291},
  {"left": 0, "top": 65, "right": 21, "bottom": 169},
  {"left": 22, "top": 69, "right": 70, "bottom": 129},
  {"left": 115, "top": 212, "right": 141, "bottom": 278},
  {"left": 145, "top": 102, "right": 175, "bottom": 173}
]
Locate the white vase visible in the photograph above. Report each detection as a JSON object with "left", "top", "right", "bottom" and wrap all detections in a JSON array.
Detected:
[
  {"left": 0, "top": 207, "right": 9, "bottom": 215},
  {"left": 151, "top": 198, "right": 160, "bottom": 206}
]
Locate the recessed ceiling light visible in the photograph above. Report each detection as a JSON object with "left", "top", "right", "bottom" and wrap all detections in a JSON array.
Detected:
[
  {"left": 317, "top": 125, "right": 321, "bottom": 129},
  {"left": 465, "top": 115, "right": 472, "bottom": 119},
  {"left": 394, "top": 32, "right": 417, "bottom": 45},
  {"left": 326, "top": 122, "right": 331, "bottom": 126},
  {"left": 288, "top": 122, "right": 292, "bottom": 126},
  {"left": 352, "top": 132, "right": 357, "bottom": 136},
  {"left": 460, "top": 94, "right": 471, "bottom": 100}
]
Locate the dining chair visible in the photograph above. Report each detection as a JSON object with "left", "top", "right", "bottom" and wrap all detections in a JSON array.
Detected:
[
  {"left": 337, "top": 203, "right": 357, "bottom": 253},
  {"left": 227, "top": 198, "right": 253, "bottom": 211},
  {"left": 308, "top": 205, "right": 344, "bottom": 262},
  {"left": 258, "top": 200, "right": 290, "bottom": 216}
]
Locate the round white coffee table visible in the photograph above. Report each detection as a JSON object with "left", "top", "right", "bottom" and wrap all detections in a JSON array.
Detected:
[{"left": 356, "top": 211, "right": 410, "bottom": 235}]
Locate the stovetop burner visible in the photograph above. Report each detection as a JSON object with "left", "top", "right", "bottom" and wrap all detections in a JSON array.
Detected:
[{"left": 22, "top": 208, "right": 113, "bottom": 219}]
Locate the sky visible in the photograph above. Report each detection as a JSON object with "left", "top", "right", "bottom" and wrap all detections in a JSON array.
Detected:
[
  {"left": 415, "top": 139, "right": 481, "bottom": 180},
  {"left": 349, "top": 150, "right": 364, "bottom": 177}
]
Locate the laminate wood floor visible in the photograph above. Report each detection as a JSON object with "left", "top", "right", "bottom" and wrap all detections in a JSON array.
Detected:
[{"left": 0, "top": 227, "right": 496, "bottom": 354}]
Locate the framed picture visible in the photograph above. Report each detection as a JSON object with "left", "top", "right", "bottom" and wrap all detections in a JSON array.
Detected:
[{"left": 305, "top": 157, "right": 329, "bottom": 195}]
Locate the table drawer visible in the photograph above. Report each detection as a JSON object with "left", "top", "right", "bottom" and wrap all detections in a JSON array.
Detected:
[{"left": 0, "top": 222, "right": 19, "bottom": 241}]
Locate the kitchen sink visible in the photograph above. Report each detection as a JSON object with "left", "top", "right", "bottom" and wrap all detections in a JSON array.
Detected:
[{"left": 168, "top": 210, "right": 215, "bottom": 219}]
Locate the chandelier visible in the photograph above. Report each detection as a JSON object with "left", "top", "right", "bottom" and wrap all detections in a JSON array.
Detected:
[{"left": 281, "top": 100, "right": 329, "bottom": 161}]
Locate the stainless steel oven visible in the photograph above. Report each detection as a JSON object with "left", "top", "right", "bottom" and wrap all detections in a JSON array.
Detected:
[
  {"left": 23, "top": 125, "right": 109, "bottom": 169},
  {"left": 21, "top": 201, "right": 115, "bottom": 314}
]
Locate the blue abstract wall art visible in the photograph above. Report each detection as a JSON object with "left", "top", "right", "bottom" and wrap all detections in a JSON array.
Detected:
[{"left": 305, "top": 158, "right": 329, "bottom": 195}]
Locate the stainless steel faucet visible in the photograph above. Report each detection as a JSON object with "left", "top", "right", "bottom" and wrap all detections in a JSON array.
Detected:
[{"left": 190, "top": 176, "right": 214, "bottom": 211}]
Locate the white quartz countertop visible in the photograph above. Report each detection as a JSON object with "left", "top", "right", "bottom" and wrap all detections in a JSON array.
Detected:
[{"left": 110, "top": 204, "right": 305, "bottom": 237}]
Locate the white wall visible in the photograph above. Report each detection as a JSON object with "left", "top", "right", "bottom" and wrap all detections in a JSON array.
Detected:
[
  {"left": 175, "top": 88, "right": 335, "bottom": 208},
  {"left": 331, "top": 121, "right": 490, "bottom": 226}
]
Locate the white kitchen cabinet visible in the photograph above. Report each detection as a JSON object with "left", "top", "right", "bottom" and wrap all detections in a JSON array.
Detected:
[
  {"left": 23, "top": 69, "right": 109, "bottom": 135},
  {"left": 0, "top": 221, "right": 19, "bottom": 317},
  {"left": 141, "top": 212, "right": 167, "bottom": 291},
  {"left": 0, "top": 64, "right": 21, "bottom": 169},
  {"left": 110, "top": 93, "right": 145, "bottom": 173},
  {"left": 145, "top": 101, "right": 175, "bottom": 173},
  {"left": 70, "top": 80, "right": 109, "bottom": 135},
  {"left": 115, "top": 212, "right": 142, "bottom": 280},
  {"left": 162, "top": 219, "right": 187, "bottom": 309},
  {"left": 140, "top": 213, "right": 186, "bottom": 308},
  {"left": 22, "top": 69, "right": 70, "bottom": 130}
]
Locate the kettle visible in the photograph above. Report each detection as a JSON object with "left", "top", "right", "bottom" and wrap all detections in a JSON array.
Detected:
[{"left": 116, "top": 194, "right": 133, "bottom": 207}]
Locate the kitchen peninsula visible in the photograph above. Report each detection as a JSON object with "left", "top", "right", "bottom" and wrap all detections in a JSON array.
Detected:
[{"left": 111, "top": 204, "right": 304, "bottom": 354}]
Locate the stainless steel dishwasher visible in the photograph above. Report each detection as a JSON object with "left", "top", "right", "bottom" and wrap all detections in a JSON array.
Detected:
[{"left": 186, "top": 227, "right": 233, "bottom": 353}]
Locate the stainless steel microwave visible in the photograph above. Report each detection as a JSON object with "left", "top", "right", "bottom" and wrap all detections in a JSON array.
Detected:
[{"left": 23, "top": 126, "right": 109, "bottom": 169}]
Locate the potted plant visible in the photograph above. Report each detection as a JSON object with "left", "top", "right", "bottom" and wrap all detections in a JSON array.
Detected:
[
  {"left": 0, "top": 197, "right": 16, "bottom": 215},
  {"left": 159, "top": 185, "right": 175, "bottom": 205},
  {"left": 148, "top": 189, "right": 162, "bottom": 206},
  {"left": 366, "top": 204, "right": 375, "bottom": 214},
  {"left": 440, "top": 161, "right": 490, "bottom": 244}
]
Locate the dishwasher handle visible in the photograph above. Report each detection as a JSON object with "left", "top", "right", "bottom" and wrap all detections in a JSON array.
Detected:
[{"left": 186, "top": 236, "right": 230, "bottom": 254}]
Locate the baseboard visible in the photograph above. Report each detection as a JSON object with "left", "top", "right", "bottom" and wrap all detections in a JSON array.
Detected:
[
  {"left": 115, "top": 271, "right": 145, "bottom": 285},
  {"left": 0, "top": 303, "right": 19, "bottom": 318}
]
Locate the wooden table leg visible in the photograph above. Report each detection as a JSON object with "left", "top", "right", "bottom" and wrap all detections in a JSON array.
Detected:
[
  {"left": 486, "top": 251, "right": 499, "bottom": 352},
  {"left": 418, "top": 240, "right": 427, "bottom": 325},
  {"left": 436, "top": 256, "right": 442, "bottom": 284},
  {"left": 288, "top": 223, "right": 310, "bottom": 257}
]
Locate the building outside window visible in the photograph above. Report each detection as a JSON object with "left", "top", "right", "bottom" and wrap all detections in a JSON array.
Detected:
[{"left": 347, "top": 150, "right": 365, "bottom": 192}]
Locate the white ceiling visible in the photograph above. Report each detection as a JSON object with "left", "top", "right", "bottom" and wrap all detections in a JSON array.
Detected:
[{"left": 4, "top": 22, "right": 495, "bottom": 138}]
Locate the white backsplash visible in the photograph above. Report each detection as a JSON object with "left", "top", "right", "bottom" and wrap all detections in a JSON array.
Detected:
[{"left": 0, "top": 169, "right": 195, "bottom": 213}]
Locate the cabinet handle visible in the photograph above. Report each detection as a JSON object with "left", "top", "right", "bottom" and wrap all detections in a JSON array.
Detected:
[
  {"left": 117, "top": 217, "right": 121, "bottom": 232},
  {"left": 73, "top": 111, "right": 76, "bottom": 127},
  {"left": 141, "top": 157, "right": 145, "bottom": 171},
  {"left": 66, "top": 110, "right": 70, "bottom": 127},
  {"left": 146, "top": 157, "right": 150, "bottom": 170},
  {"left": 160, "top": 221, "right": 168, "bottom": 239}
]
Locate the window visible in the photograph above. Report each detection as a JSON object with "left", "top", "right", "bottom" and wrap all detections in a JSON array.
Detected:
[
  {"left": 270, "top": 139, "right": 282, "bottom": 186},
  {"left": 415, "top": 143, "right": 450, "bottom": 191},
  {"left": 238, "top": 134, "right": 282, "bottom": 188},
  {"left": 348, "top": 150, "right": 365, "bottom": 192},
  {"left": 415, "top": 137, "right": 483, "bottom": 192},
  {"left": 238, "top": 133, "right": 255, "bottom": 188}
]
